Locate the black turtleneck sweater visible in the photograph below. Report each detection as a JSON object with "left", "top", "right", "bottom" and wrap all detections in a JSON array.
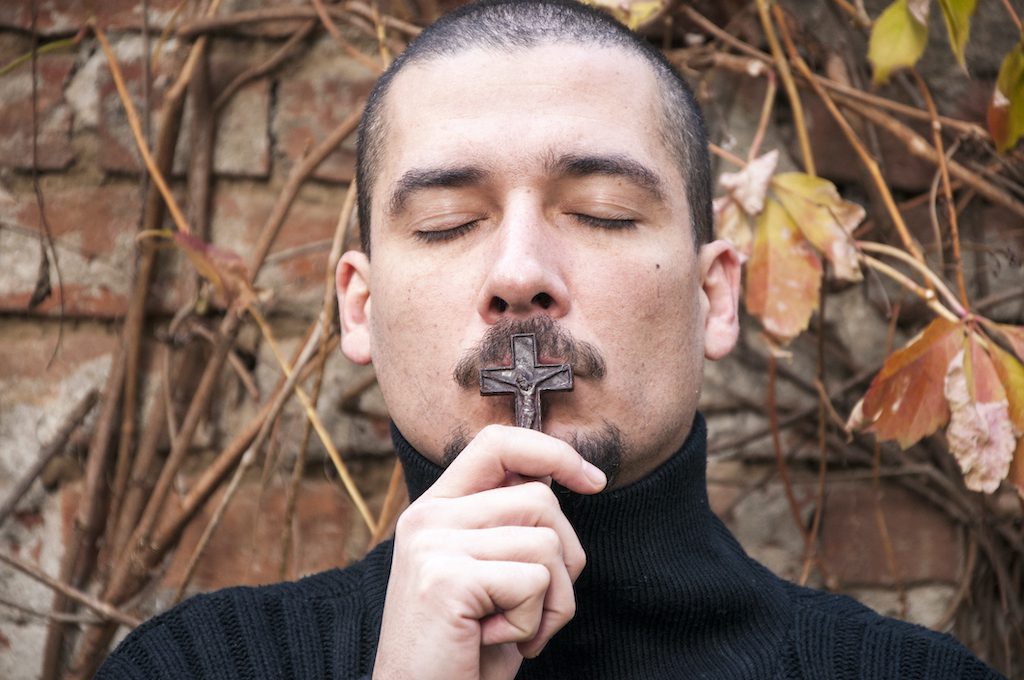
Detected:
[{"left": 98, "top": 415, "right": 1003, "bottom": 679}]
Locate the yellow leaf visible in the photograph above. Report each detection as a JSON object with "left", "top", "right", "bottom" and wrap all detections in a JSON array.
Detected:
[
  {"left": 937, "top": 0, "right": 976, "bottom": 68},
  {"left": 745, "top": 198, "right": 822, "bottom": 343},
  {"left": 989, "top": 39, "right": 1024, "bottom": 152},
  {"left": 988, "top": 340, "right": 1024, "bottom": 435},
  {"left": 869, "top": 0, "right": 930, "bottom": 84},
  {"left": 582, "top": 0, "right": 665, "bottom": 30},
  {"left": 771, "top": 173, "right": 865, "bottom": 282}
]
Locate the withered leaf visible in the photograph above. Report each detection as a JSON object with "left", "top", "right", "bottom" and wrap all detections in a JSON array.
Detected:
[
  {"left": 719, "top": 150, "right": 779, "bottom": 215},
  {"left": 745, "top": 197, "right": 822, "bottom": 342},
  {"left": 853, "top": 317, "right": 962, "bottom": 448},
  {"left": 713, "top": 196, "right": 754, "bottom": 259},
  {"left": 771, "top": 172, "right": 865, "bottom": 282},
  {"left": 944, "top": 335, "right": 1015, "bottom": 493},
  {"left": 173, "top": 232, "right": 254, "bottom": 310}
]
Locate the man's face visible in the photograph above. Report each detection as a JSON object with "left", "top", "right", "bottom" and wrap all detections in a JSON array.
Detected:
[{"left": 339, "top": 44, "right": 739, "bottom": 487}]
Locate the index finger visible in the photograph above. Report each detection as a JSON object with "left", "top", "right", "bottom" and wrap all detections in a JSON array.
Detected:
[{"left": 427, "top": 425, "right": 607, "bottom": 499}]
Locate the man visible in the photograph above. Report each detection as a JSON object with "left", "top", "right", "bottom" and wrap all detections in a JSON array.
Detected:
[{"left": 99, "top": 1, "right": 1002, "bottom": 678}]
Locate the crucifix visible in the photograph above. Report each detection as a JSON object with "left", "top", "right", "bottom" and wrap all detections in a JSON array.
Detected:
[{"left": 480, "top": 333, "right": 573, "bottom": 430}]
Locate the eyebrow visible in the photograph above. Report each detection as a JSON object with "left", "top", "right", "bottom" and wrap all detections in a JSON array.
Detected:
[
  {"left": 387, "top": 165, "right": 489, "bottom": 217},
  {"left": 548, "top": 152, "right": 666, "bottom": 202}
]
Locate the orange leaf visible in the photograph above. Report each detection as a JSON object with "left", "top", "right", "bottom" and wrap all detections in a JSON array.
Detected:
[
  {"left": 944, "top": 335, "right": 1015, "bottom": 493},
  {"left": 771, "top": 172, "right": 865, "bottom": 282},
  {"left": 854, "top": 317, "right": 962, "bottom": 448},
  {"left": 173, "top": 232, "right": 253, "bottom": 309},
  {"left": 745, "top": 198, "right": 822, "bottom": 343}
]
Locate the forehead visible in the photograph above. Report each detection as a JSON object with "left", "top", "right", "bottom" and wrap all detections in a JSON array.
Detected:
[{"left": 375, "top": 43, "right": 681, "bottom": 195}]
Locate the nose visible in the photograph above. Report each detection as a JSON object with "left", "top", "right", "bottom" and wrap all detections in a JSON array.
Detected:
[{"left": 477, "top": 207, "right": 571, "bottom": 324}]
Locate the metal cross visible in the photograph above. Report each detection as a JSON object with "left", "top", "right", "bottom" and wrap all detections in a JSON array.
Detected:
[{"left": 480, "top": 333, "right": 573, "bottom": 430}]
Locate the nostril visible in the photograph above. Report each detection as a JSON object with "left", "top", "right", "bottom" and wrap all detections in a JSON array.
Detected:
[
  {"left": 490, "top": 296, "right": 509, "bottom": 313},
  {"left": 532, "top": 292, "right": 554, "bottom": 309}
]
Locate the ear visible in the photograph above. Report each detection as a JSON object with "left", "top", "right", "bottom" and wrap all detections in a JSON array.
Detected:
[
  {"left": 699, "top": 239, "right": 742, "bottom": 360},
  {"left": 336, "top": 250, "right": 373, "bottom": 365}
]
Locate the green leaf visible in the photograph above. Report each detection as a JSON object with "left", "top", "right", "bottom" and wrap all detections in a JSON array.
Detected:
[
  {"left": 936, "top": 0, "right": 976, "bottom": 68},
  {"left": 989, "top": 39, "right": 1024, "bottom": 152},
  {"left": 869, "top": 0, "right": 930, "bottom": 84}
]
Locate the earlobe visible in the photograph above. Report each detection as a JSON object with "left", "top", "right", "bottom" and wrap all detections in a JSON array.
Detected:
[
  {"left": 700, "top": 240, "right": 742, "bottom": 361},
  {"left": 337, "top": 251, "right": 373, "bottom": 365}
]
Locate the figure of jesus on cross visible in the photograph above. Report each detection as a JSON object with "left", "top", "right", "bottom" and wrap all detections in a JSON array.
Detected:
[{"left": 480, "top": 333, "right": 573, "bottom": 431}]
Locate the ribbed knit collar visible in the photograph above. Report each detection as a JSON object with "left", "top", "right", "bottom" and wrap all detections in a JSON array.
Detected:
[{"left": 390, "top": 413, "right": 792, "bottom": 678}]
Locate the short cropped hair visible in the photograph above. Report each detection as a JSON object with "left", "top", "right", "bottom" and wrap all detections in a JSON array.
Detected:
[{"left": 354, "top": 0, "right": 712, "bottom": 254}]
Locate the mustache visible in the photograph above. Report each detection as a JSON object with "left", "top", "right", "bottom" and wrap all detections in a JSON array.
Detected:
[{"left": 452, "top": 316, "right": 607, "bottom": 389}]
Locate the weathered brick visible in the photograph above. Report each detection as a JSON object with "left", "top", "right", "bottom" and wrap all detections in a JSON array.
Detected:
[
  {"left": 272, "top": 39, "right": 377, "bottom": 183},
  {"left": 209, "top": 183, "right": 344, "bottom": 309},
  {"left": 96, "top": 36, "right": 187, "bottom": 174},
  {"left": 0, "top": 54, "right": 75, "bottom": 170},
  {"left": 820, "top": 481, "right": 962, "bottom": 586},
  {"left": 0, "top": 182, "right": 188, "bottom": 317},
  {"left": 161, "top": 478, "right": 358, "bottom": 592},
  {"left": 0, "top": 0, "right": 184, "bottom": 36},
  {"left": 801, "top": 93, "right": 936, "bottom": 193},
  {"left": 166, "top": 43, "right": 274, "bottom": 178}
]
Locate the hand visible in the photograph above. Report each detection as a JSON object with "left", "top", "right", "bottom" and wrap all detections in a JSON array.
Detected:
[{"left": 372, "top": 425, "right": 607, "bottom": 680}]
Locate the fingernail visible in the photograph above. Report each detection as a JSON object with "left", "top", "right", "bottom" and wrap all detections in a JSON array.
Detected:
[{"left": 583, "top": 461, "right": 606, "bottom": 488}]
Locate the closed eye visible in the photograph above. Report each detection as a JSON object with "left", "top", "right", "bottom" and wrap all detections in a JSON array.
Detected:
[
  {"left": 571, "top": 213, "right": 637, "bottom": 230},
  {"left": 414, "top": 220, "right": 480, "bottom": 243}
]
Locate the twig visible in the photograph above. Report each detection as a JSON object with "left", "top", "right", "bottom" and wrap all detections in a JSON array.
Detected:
[
  {"left": 0, "top": 389, "right": 98, "bottom": 527},
  {"left": 281, "top": 180, "right": 358, "bottom": 578},
  {"left": 172, "top": 319, "right": 324, "bottom": 603},
  {"left": 29, "top": 5, "right": 64, "bottom": 366},
  {"left": 248, "top": 104, "right": 363, "bottom": 282},
  {"left": 41, "top": 344, "right": 124, "bottom": 680},
  {"left": 0, "top": 552, "right": 140, "bottom": 628},
  {"left": 997, "top": 0, "right": 1023, "bottom": 31},
  {"left": 213, "top": 20, "right": 317, "bottom": 112},
  {"left": 177, "top": 4, "right": 421, "bottom": 40},
  {"left": 368, "top": 461, "right": 407, "bottom": 549},
  {"left": 709, "top": 142, "right": 747, "bottom": 168},
  {"left": 758, "top": 0, "right": 814, "bottom": 175},
  {"left": 748, "top": 71, "right": 777, "bottom": 161},
  {"left": 839, "top": 96, "right": 1024, "bottom": 221},
  {"left": 859, "top": 254, "right": 959, "bottom": 322},
  {"left": 913, "top": 71, "right": 969, "bottom": 309},
  {"left": 249, "top": 307, "right": 377, "bottom": 534},
  {"left": 311, "top": 0, "right": 383, "bottom": 73},
  {"left": 799, "top": 281, "right": 829, "bottom": 586},
  {"left": 766, "top": 352, "right": 811, "bottom": 547},
  {"left": 856, "top": 240, "right": 965, "bottom": 317},
  {"left": 94, "top": 25, "right": 192, "bottom": 236},
  {"left": 787, "top": 51, "right": 926, "bottom": 262},
  {"left": 0, "top": 596, "right": 104, "bottom": 626}
]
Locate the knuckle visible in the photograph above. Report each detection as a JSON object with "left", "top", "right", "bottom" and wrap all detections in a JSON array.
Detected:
[{"left": 535, "top": 526, "right": 562, "bottom": 556}]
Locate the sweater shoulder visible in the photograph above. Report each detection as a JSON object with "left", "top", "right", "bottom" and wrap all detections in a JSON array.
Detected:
[
  {"left": 778, "top": 582, "right": 1005, "bottom": 679},
  {"left": 96, "top": 540, "right": 393, "bottom": 680}
]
